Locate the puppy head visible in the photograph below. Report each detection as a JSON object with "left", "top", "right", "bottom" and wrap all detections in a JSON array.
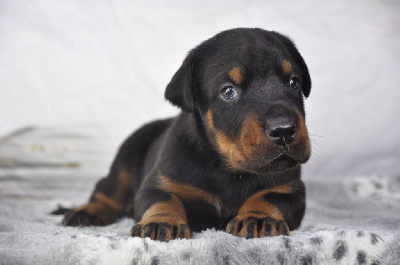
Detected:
[{"left": 165, "top": 28, "right": 311, "bottom": 174}]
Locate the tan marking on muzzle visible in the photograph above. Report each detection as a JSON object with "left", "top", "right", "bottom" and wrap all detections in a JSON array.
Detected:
[
  {"left": 205, "top": 110, "right": 275, "bottom": 170},
  {"left": 295, "top": 109, "right": 311, "bottom": 155},
  {"left": 205, "top": 110, "right": 246, "bottom": 169},
  {"left": 239, "top": 112, "right": 273, "bottom": 158}
]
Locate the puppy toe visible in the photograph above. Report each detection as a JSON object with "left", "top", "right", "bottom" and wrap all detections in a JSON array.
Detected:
[
  {"left": 277, "top": 220, "right": 290, "bottom": 236},
  {"left": 131, "top": 221, "right": 191, "bottom": 242}
]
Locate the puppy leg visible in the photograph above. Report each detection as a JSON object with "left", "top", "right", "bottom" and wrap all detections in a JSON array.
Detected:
[
  {"left": 130, "top": 189, "right": 191, "bottom": 242},
  {"left": 63, "top": 165, "right": 133, "bottom": 226},
  {"left": 226, "top": 179, "right": 305, "bottom": 238}
]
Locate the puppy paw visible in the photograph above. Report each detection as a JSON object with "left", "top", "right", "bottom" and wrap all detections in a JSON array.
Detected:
[
  {"left": 130, "top": 220, "right": 192, "bottom": 242},
  {"left": 62, "top": 202, "right": 120, "bottom": 227},
  {"left": 226, "top": 214, "right": 289, "bottom": 238},
  {"left": 63, "top": 209, "right": 105, "bottom": 226}
]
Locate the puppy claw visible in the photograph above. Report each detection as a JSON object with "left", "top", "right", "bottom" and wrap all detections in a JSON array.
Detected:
[
  {"left": 226, "top": 215, "right": 289, "bottom": 238},
  {"left": 277, "top": 220, "right": 290, "bottom": 236},
  {"left": 130, "top": 222, "right": 191, "bottom": 242},
  {"left": 130, "top": 224, "right": 142, "bottom": 237}
]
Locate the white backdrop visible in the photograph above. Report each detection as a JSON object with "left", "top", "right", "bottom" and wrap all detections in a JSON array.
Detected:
[{"left": 1, "top": 0, "right": 399, "bottom": 179}]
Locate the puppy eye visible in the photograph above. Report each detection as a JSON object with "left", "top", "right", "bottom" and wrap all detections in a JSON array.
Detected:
[
  {"left": 220, "top": 86, "right": 239, "bottom": 101},
  {"left": 289, "top": 77, "right": 300, "bottom": 89}
]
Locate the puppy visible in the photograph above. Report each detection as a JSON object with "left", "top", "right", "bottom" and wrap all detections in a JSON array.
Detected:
[{"left": 63, "top": 28, "right": 312, "bottom": 242}]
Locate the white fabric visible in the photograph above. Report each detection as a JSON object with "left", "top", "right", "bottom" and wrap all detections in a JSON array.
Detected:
[
  {"left": 1, "top": 164, "right": 399, "bottom": 264},
  {"left": 0, "top": 0, "right": 400, "bottom": 179},
  {"left": 0, "top": 127, "right": 399, "bottom": 264}
]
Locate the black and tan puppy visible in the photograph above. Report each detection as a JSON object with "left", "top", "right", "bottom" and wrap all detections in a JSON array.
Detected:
[{"left": 63, "top": 28, "right": 312, "bottom": 242}]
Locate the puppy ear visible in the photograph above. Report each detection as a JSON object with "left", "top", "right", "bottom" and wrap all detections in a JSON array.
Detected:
[
  {"left": 271, "top": 32, "right": 312, "bottom": 97},
  {"left": 165, "top": 51, "right": 196, "bottom": 112}
]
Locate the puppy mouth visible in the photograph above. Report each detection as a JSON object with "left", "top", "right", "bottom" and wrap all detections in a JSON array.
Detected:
[
  {"left": 263, "top": 154, "right": 299, "bottom": 172},
  {"left": 247, "top": 155, "right": 297, "bottom": 173},
  {"left": 237, "top": 151, "right": 309, "bottom": 174}
]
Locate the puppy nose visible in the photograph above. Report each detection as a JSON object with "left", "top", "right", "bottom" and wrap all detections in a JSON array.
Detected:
[{"left": 265, "top": 119, "right": 297, "bottom": 146}]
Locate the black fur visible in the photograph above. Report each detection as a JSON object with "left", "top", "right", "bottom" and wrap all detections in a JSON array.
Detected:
[{"left": 62, "top": 28, "right": 312, "bottom": 241}]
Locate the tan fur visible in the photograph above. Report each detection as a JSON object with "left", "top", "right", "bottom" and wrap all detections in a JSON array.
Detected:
[
  {"left": 294, "top": 109, "right": 311, "bottom": 155},
  {"left": 93, "top": 192, "right": 124, "bottom": 212},
  {"left": 205, "top": 108, "right": 310, "bottom": 171},
  {"left": 282, "top": 60, "right": 292, "bottom": 75},
  {"left": 236, "top": 183, "right": 292, "bottom": 222},
  {"left": 75, "top": 199, "right": 121, "bottom": 225},
  {"left": 115, "top": 168, "right": 133, "bottom": 204},
  {"left": 229, "top": 67, "right": 243, "bottom": 85},
  {"left": 205, "top": 110, "right": 276, "bottom": 170},
  {"left": 205, "top": 110, "right": 246, "bottom": 170},
  {"left": 139, "top": 195, "right": 188, "bottom": 224},
  {"left": 130, "top": 194, "right": 191, "bottom": 241},
  {"left": 239, "top": 112, "right": 275, "bottom": 158},
  {"left": 73, "top": 167, "right": 134, "bottom": 224},
  {"left": 227, "top": 183, "right": 293, "bottom": 237},
  {"left": 158, "top": 173, "right": 222, "bottom": 216}
]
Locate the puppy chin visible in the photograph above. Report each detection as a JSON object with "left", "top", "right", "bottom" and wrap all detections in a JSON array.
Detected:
[{"left": 236, "top": 153, "right": 309, "bottom": 175}]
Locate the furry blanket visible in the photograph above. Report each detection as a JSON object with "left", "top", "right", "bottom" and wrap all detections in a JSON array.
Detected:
[{"left": 0, "top": 128, "right": 399, "bottom": 265}]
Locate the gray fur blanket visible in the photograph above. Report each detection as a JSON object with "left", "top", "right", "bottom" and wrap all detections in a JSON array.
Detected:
[{"left": 0, "top": 128, "right": 399, "bottom": 265}]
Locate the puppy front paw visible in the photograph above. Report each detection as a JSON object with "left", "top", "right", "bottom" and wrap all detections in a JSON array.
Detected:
[
  {"left": 130, "top": 219, "right": 192, "bottom": 242},
  {"left": 226, "top": 213, "right": 289, "bottom": 238}
]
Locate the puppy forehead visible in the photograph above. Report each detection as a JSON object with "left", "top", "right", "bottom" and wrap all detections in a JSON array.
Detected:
[
  {"left": 216, "top": 58, "right": 291, "bottom": 89},
  {"left": 198, "top": 32, "right": 296, "bottom": 91},
  {"left": 215, "top": 53, "right": 290, "bottom": 78},
  {"left": 226, "top": 57, "right": 291, "bottom": 82}
]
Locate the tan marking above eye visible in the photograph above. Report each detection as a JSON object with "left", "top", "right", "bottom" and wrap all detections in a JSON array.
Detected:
[
  {"left": 229, "top": 67, "right": 243, "bottom": 85},
  {"left": 282, "top": 60, "right": 292, "bottom": 75}
]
